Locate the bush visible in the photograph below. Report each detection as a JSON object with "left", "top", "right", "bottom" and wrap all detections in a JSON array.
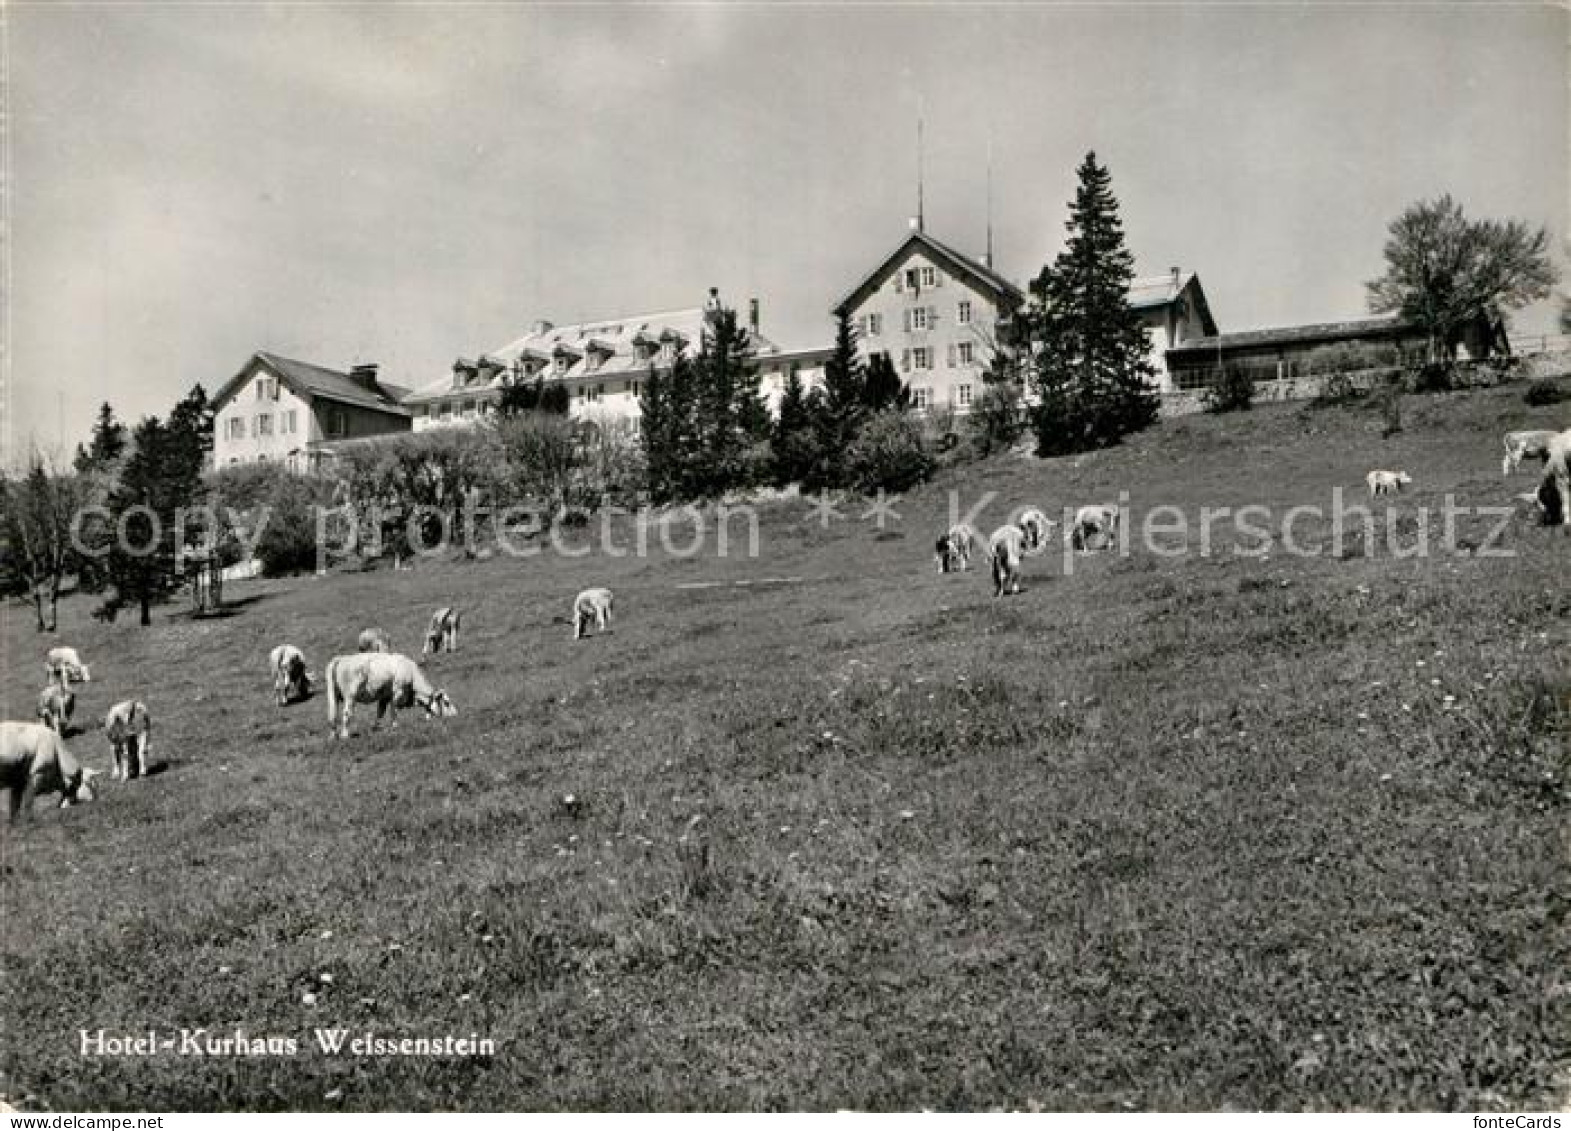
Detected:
[
  {"left": 1408, "top": 361, "right": 1454, "bottom": 394},
  {"left": 1524, "top": 378, "right": 1568, "bottom": 406},
  {"left": 967, "top": 382, "right": 1027, "bottom": 455},
  {"left": 1202, "top": 366, "right": 1255, "bottom": 414},
  {"left": 254, "top": 473, "right": 331, "bottom": 576},
  {"left": 1307, "top": 340, "right": 1402, "bottom": 376},
  {"left": 845, "top": 408, "right": 934, "bottom": 494},
  {"left": 1312, "top": 372, "right": 1365, "bottom": 406}
]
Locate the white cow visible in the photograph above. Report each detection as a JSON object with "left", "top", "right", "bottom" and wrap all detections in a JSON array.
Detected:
[
  {"left": 2, "top": 720, "right": 97, "bottom": 820},
  {"left": 1540, "top": 430, "right": 1571, "bottom": 528},
  {"left": 104, "top": 700, "right": 152, "bottom": 781},
  {"left": 1015, "top": 508, "right": 1056, "bottom": 553},
  {"left": 573, "top": 588, "right": 614, "bottom": 640},
  {"left": 1501, "top": 429, "right": 1563, "bottom": 477},
  {"left": 935, "top": 523, "right": 979, "bottom": 574},
  {"left": 1069, "top": 505, "right": 1121, "bottom": 552},
  {"left": 35, "top": 684, "right": 75, "bottom": 735},
  {"left": 325, "top": 652, "right": 456, "bottom": 740},
  {"left": 1366, "top": 469, "right": 1412, "bottom": 497},
  {"left": 988, "top": 525, "right": 1025, "bottom": 598},
  {"left": 422, "top": 607, "right": 461, "bottom": 655},
  {"left": 269, "top": 644, "right": 312, "bottom": 706},
  {"left": 44, "top": 646, "right": 91, "bottom": 688},
  {"left": 357, "top": 627, "right": 390, "bottom": 653}
]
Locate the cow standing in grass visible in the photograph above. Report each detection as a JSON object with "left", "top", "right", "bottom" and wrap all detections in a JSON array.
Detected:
[
  {"left": 1070, "top": 505, "right": 1121, "bottom": 552},
  {"left": 105, "top": 700, "right": 152, "bottom": 781},
  {"left": 2, "top": 721, "right": 97, "bottom": 820},
  {"left": 1541, "top": 430, "right": 1571, "bottom": 529},
  {"left": 573, "top": 588, "right": 614, "bottom": 640},
  {"left": 44, "top": 647, "right": 91, "bottom": 688},
  {"left": 1501, "top": 429, "right": 1563, "bottom": 477},
  {"left": 989, "top": 525, "right": 1025, "bottom": 598},
  {"left": 325, "top": 652, "right": 456, "bottom": 740},
  {"left": 935, "top": 523, "right": 979, "bottom": 573},
  {"left": 422, "top": 608, "right": 461, "bottom": 655},
  {"left": 1015, "top": 508, "right": 1055, "bottom": 553},
  {"left": 36, "top": 685, "right": 74, "bottom": 735},
  {"left": 269, "top": 644, "right": 312, "bottom": 706},
  {"left": 1366, "top": 469, "right": 1412, "bottom": 497}
]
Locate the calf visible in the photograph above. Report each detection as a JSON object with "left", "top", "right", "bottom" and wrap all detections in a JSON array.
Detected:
[
  {"left": 1070, "top": 505, "right": 1121, "bottom": 552},
  {"left": 988, "top": 525, "right": 1025, "bottom": 598},
  {"left": 1366, "top": 469, "right": 1412, "bottom": 497},
  {"left": 36, "top": 684, "right": 75, "bottom": 735},
  {"left": 935, "top": 524, "right": 980, "bottom": 573},
  {"left": 2, "top": 721, "right": 97, "bottom": 820},
  {"left": 357, "top": 627, "right": 390, "bottom": 653},
  {"left": 422, "top": 607, "right": 461, "bottom": 655},
  {"left": 1541, "top": 430, "right": 1571, "bottom": 529},
  {"left": 269, "top": 644, "right": 312, "bottom": 706},
  {"left": 1501, "top": 429, "right": 1562, "bottom": 476},
  {"left": 573, "top": 588, "right": 614, "bottom": 640},
  {"left": 44, "top": 646, "right": 91, "bottom": 688},
  {"left": 104, "top": 700, "right": 152, "bottom": 781},
  {"left": 325, "top": 652, "right": 456, "bottom": 740}
]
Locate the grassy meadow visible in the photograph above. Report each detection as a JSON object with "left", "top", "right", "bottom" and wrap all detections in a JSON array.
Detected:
[{"left": 2, "top": 384, "right": 1567, "bottom": 1111}]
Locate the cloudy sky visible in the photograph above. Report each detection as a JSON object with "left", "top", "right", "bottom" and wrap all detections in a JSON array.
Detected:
[{"left": 8, "top": 2, "right": 1565, "bottom": 458}]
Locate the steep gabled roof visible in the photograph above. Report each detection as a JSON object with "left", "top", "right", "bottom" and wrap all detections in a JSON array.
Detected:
[
  {"left": 1127, "top": 271, "right": 1220, "bottom": 337},
  {"left": 211, "top": 351, "right": 411, "bottom": 416},
  {"left": 833, "top": 230, "right": 1025, "bottom": 317}
]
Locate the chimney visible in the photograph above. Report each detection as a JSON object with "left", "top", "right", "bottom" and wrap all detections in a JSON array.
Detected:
[
  {"left": 1171, "top": 266, "right": 1181, "bottom": 286},
  {"left": 908, "top": 215, "right": 922, "bottom": 233},
  {"left": 980, "top": 252, "right": 993, "bottom": 270},
  {"left": 531, "top": 319, "right": 554, "bottom": 337},
  {"left": 348, "top": 362, "right": 379, "bottom": 390},
  {"left": 748, "top": 297, "right": 760, "bottom": 333}
]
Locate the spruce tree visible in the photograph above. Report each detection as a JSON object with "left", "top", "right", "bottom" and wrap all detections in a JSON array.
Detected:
[
  {"left": 1027, "top": 152, "right": 1159, "bottom": 455},
  {"left": 638, "top": 364, "right": 673, "bottom": 503},
  {"left": 771, "top": 369, "right": 815, "bottom": 486},
  {"left": 105, "top": 417, "right": 177, "bottom": 625},
  {"left": 805, "top": 311, "right": 867, "bottom": 492},
  {"left": 862, "top": 351, "right": 910, "bottom": 412},
  {"left": 75, "top": 402, "right": 128, "bottom": 474}
]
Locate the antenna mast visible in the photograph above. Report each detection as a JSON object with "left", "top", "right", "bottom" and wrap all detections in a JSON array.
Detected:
[
  {"left": 985, "top": 134, "right": 994, "bottom": 267},
  {"left": 916, "top": 111, "right": 925, "bottom": 233}
]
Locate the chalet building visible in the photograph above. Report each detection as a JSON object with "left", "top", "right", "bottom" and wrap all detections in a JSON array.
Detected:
[
  {"left": 833, "top": 224, "right": 1024, "bottom": 414},
  {"left": 210, "top": 351, "right": 411, "bottom": 471},
  {"left": 403, "top": 302, "right": 781, "bottom": 431},
  {"left": 1164, "top": 315, "right": 1426, "bottom": 391},
  {"left": 832, "top": 221, "right": 1219, "bottom": 412}
]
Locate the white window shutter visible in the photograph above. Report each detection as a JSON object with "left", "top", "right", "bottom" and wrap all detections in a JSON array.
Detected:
[
  {"left": 929, "top": 305, "right": 939, "bottom": 327},
  {"left": 901, "top": 349, "right": 910, "bottom": 372},
  {"left": 947, "top": 344, "right": 956, "bottom": 368}
]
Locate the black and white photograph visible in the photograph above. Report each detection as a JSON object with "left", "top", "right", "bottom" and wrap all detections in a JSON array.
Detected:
[{"left": 1, "top": 0, "right": 1567, "bottom": 1115}]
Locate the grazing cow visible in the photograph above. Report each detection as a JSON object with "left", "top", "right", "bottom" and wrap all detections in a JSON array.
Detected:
[
  {"left": 422, "top": 607, "right": 461, "bottom": 655},
  {"left": 1366, "top": 469, "right": 1412, "bottom": 497},
  {"left": 104, "top": 700, "right": 152, "bottom": 781},
  {"left": 325, "top": 652, "right": 456, "bottom": 740},
  {"left": 1540, "top": 430, "right": 1571, "bottom": 528},
  {"left": 1069, "top": 505, "right": 1121, "bottom": 552},
  {"left": 357, "top": 627, "right": 390, "bottom": 653},
  {"left": 44, "top": 646, "right": 91, "bottom": 688},
  {"left": 35, "top": 684, "right": 75, "bottom": 735},
  {"left": 269, "top": 644, "right": 312, "bottom": 706},
  {"left": 988, "top": 525, "right": 1025, "bottom": 598},
  {"left": 2, "top": 721, "right": 97, "bottom": 820},
  {"left": 573, "top": 588, "right": 614, "bottom": 640},
  {"left": 1501, "top": 429, "right": 1562, "bottom": 476},
  {"left": 935, "top": 523, "right": 980, "bottom": 573},
  {"left": 1015, "top": 508, "right": 1056, "bottom": 553}
]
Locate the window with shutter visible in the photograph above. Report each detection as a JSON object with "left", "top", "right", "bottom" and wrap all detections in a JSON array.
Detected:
[
  {"left": 947, "top": 344, "right": 956, "bottom": 368},
  {"left": 903, "top": 310, "right": 911, "bottom": 333},
  {"left": 929, "top": 305, "right": 938, "bottom": 327}
]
